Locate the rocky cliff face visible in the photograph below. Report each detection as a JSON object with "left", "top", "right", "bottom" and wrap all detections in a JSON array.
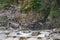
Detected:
[{"left": 0, "top": 6, "right": 60, "bottom": 30}]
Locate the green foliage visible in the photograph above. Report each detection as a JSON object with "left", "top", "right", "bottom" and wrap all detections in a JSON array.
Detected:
[
  {"left": 50, "top": 8, "right": 60, "bottom": 17},
  {"left": 20, "top": 0, "right": 42, "bottom": 12},
  {"left": 0, "top": 16, "right": 6, "bottom": 21},
  {"left": 50, "top": 0, "right": 60, "bottom": 17},
  {"left": 31, "top": 0, "right": 42, "bottom": 12},
  {"left": 0, "top": 0, "right": 13, "bottom": 8}
]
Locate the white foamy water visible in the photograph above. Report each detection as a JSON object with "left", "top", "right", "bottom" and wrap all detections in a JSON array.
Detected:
[
  {"left": 4, "top": 37, "right": 19, "bottom": 40},
  {"left": 27, "top": 37, "right": 37, "bottom": 40},
  {"left": 0, "top": 33, "right": 7, "bottom": 39}
]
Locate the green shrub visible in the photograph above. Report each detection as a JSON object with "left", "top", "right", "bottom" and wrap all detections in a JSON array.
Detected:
[{"left": 0, "top": 0, "right": 13, "bottom": 8}]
